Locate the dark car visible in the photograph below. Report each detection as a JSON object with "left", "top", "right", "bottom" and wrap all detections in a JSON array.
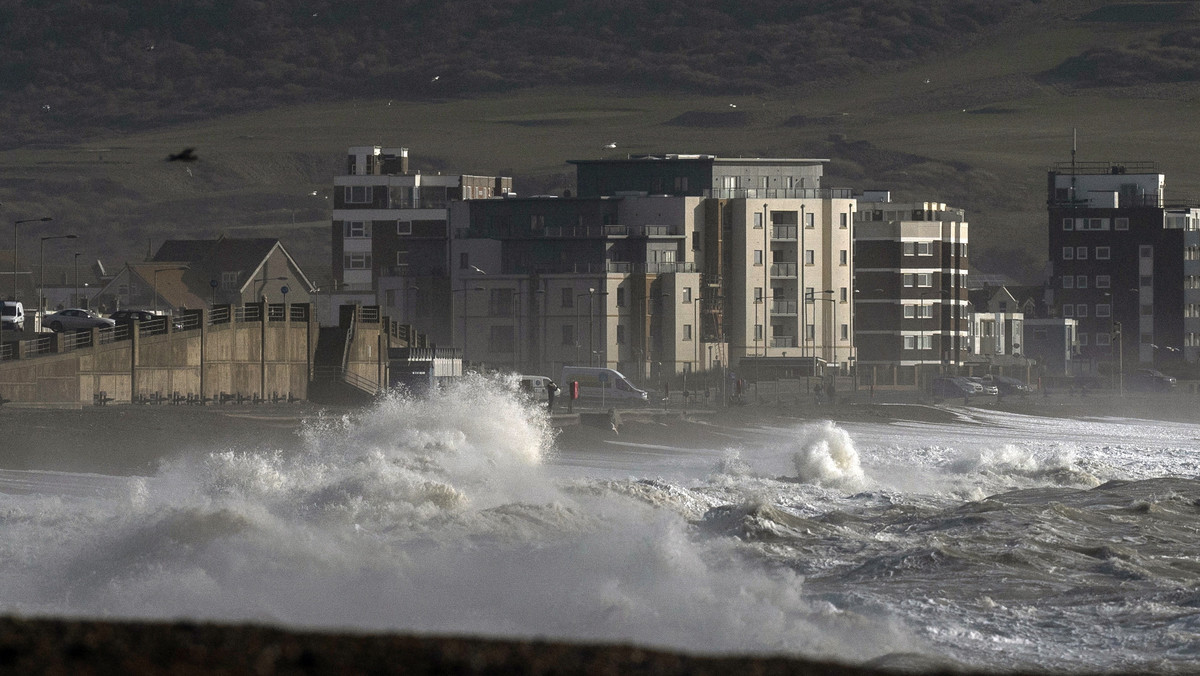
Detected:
[
  {"left": 1128, "top": 368, "right": 1177, "bottom": 392},
  {"left": 931, "top": 376, "right": 975, "bottom": 401},
  {"left": 109, "top": 309, "right": 165, "bottom": 326},
  {"left": 983, "top": 374, "right": 1035, "bottom": 397}
]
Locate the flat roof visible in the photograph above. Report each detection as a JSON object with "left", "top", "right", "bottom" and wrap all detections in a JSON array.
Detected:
[{"left": 569, "top": 155, "right": 828, "bottom": 165}]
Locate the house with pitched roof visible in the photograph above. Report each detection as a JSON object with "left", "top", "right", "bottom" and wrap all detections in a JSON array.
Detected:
[{"left": 92, "top": 237, "right": 317, "bottom": 314}]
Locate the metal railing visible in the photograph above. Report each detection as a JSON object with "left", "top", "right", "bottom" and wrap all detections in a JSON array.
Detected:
[
  {"left": 771, "top": 337, "right": 798, "bottom": 348},
  {"left": 706, "top": 187, "right": 854, "bottom": 200},
  {"left": 772, "top": 300, "right": 798, "bottom": 315},
  {"left": 770, "top": 262, "right": 798, "bottom": 277},
  {"left": 772, "top": 226, "right": 798, "bottom": 240}
]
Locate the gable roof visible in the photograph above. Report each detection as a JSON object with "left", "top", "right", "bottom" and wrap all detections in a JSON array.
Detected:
[
  {"left": 126, "top": 264, "right": 208, "bottom": 310},
  {"left": 152, "top": 236, "right": 316, "bottom": 295}
]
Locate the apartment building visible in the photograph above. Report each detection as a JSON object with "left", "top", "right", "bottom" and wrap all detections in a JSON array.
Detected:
[
  {"left": 853, "top": 192, "right": 969, "bottom": 385},
  {"left": 330, "top": 146, "right": 511, "bottom": 338},
  {"left": 447, "top": 154, "right": 856, "bottom": 383},
  {"left": 1046, "top": 161, "right": 1195, "bottom": 369}
]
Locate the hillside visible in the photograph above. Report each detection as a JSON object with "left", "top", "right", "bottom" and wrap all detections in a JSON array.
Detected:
[{"left": 2, "top": 1, "right": 1200, "bottom": 285}]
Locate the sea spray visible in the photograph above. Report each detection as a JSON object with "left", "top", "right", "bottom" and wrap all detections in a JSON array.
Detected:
[{"left": 791, "top": 421, "right": 866, "bottom": 490}]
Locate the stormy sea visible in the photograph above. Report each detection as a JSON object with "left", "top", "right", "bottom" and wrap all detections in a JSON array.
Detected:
[{"left": 2, "top": 375, "right": 1199, "bottom": 673}]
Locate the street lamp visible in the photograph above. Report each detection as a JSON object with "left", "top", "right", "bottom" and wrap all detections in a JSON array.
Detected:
[
  {"left": 73, "top": 252, "right": 81, "bottom": 309},
  {"left": 806, "top": 289, "right": 836, "bottom": 367},
  {"left": 13, "top": 216, "right": 52, "bottom": 300},
  {"left": 588, "top": 287, "right": 596, "bottom": 367},
  {"left": 39, "top": 234, "right": 77, "bottom": 311}
]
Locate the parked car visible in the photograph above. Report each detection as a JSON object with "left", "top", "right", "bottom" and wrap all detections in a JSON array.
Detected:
[
  {"left": 43, "top": 308, "right": 116, "bottom": 332},
  {"left": 931, "top": 376, "right": 976, "bottom": 401},
  {"left": 0, "top": 301, "right": 24, "bottom": 331},
  {"left": 967, "top": 376, "right": 998, "bottom": 396},
  {"left": 1128, "top": 368, "right": 1177, "bottom": 392},
  {"left": 109, "top": 309, "right": 168, "bottom": 327},
  {"left": 983, "top": 374, "right": 1034, "bottom": 397}
]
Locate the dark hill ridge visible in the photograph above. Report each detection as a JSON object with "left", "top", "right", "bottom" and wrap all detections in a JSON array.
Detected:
[{"left": 0, "top": 0, "right": 1110, "bottom": 144}]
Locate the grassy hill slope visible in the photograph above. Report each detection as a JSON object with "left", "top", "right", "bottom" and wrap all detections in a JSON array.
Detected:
[{"left": 3, "top": 1, "right": 1200, "bottom": 285}]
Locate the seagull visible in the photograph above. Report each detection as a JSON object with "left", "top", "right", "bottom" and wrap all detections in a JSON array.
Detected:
[
  {"left": 729, "top": 103, "right": 737, "bottom": 108},
  {"left": 604, "top": 142, "right": 617, "bottom": 149},
  {"left": 167, "top": 148, "right": 198, "bottom": 162},
  {"left": 431, "top": 75, "right": 440, "bottom": 83}
]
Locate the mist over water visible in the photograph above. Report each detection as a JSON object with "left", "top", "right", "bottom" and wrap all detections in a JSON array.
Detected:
[{"left": 3, "top": 377, "right": 1200, "bottom": 672}]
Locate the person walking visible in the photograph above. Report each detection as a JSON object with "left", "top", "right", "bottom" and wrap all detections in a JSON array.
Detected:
[{"left": 546, "top": 380, "right": 559, "bottom": 412}]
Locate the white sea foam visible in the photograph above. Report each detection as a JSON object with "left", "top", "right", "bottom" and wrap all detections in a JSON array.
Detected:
[{"left": 789, "top": 421, "right": 867, "bottom": 490}]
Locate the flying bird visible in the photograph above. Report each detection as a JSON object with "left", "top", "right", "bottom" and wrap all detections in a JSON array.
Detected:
[
  {"left": 605, "top": 142, "right": 617, "bottom": 149},
  {"left": 167, "top": 148, "right": 198, "bottom": 162}
]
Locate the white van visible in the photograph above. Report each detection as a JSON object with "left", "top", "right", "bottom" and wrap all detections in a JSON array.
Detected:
[
  {"left": 560, "top": 366, "right": 649, "bottom": 406},
  {"left": 0, "top": 301, "right": 24, "bottom": 331},
  {"left": 517, "top": 374, "right": 554, "bottom": 399}
]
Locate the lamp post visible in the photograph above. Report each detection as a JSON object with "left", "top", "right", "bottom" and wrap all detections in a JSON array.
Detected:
[
  {"left": 454, "top": 284, "right": 485, "bottom": 360},
  {"left": 13, "top": 216, "right": 52, "bottom": 301},
  {"left": 807, "top": 289, "right": 836, "bottom": 368},
  {"left": 39, "top": 234, "right": 77, "bottom": 311},
  {"left": 73, "top": 252, "right": 81, "bottom": 309},
  {"left": 588, "top": 287, "right": 595, "bottom": 367}
]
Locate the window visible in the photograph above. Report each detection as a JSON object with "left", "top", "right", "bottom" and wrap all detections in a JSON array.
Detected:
[
  {"left": 1097, "top": 304, "right": 1111, "bottom": 317},
  {"left": 754, "top": 324, "right": 763, "bottom": 340},
  {"left": 1076, "top": 275, "right": 1088, "bottom": 289},
  {"left": 841, "top": 324, "right": 849, "bottom": 340},
  {"left": 754, "top": 287, "right": 763, "bottom": 302},
  {"left": 344, "top": 253, "right": 371, "bottom": 269},
  {"left": 840, "top": 213, "right": 848, "bottom": 228},
  {"left": 1097, "top": 275, "right": 1111, "bottom": 288},
  {"left": 1088, "top": 218, "right": 1103, "bottom": 230},
  {"left": 917, "top": 241, "right": 932, "bottom": 256},
  {"left": 840, "top": 287, "right": 848, "bottom": 302},
  {"left": 903, "top": 274, "right": 916, "bottom": 287},
  {"left": 614, "top": 288, "right": 624, "bottom": 307},
  {"left": 683, "top": 287, "right": 693, "bottom": 303},
  {"left": 617, "top": 324, "right": 626, "bottom": 344},
  {"left": 562, "top": 288, "right": 573, "bottom": 308},
  {"left": 488, "top": 288, "right": 515, "bottom": 316},
  {"left": 805, "top": 324, "right": 815, "bottom": 339},
  {"left": 903, "top": 305, "right": 916, "bottom": 319},
  {"left": 1140, "top": 245, "right": 1153, "bottom": 258},
  {"left": 1062, "top": 305, "right": 1074, "bottom": 317},
  {"left": 531, "top": 215, "right": 545, "bottom": 231},
  {"left": 918, "top": 304, "right": 933, "bottom": 318},
  {"left": 344, "top": 186, "right": 373, "bottom": 203},
  {"left": 1063, "top": 218, "right": 1074, "bottom": 231},
  {"left": 903, "top": 242, "right": 916, "bottom": 256},
  {"left": 561, "top": 325, "right": 575, "bottom": 346},
  {"left": 1062, "top": 247, "right": 1074, "bottom": 260},
  {"left": 1096, "top": 246, "right": 1110, "bottom": 260},
  {"left": 683, "top": 324, "right": 692, "bottom": 341},
  {"left": 1076, "top": 304, "right": 1088, "bottom": 317},
  {"left": 840, "top": 250, "right": 848, "bottom": 265},
  {"left": 804, "top": 249, "right": 814, "bottom": 265},
  {"left": 344, "top": 221, "right": 371, "bottom": 238},
  {"left": 1076, "top": 246, "right": 1087, "bottom": 260},
  {"left": 1115, "top": 217, "right": 1129, "bottom": 230},
  {"left": 917, "top": 273, "right": 932, "bottom": 287},
  {"left": 396, "top": 220, "right": 412, "bottom": 235},
  {"left": 753, "top": 213, "right": 763, "bottom": 229},
  {"left": 1062, "top": 276, "right": 1074, "bottom": 289},
  {"left": 489, "top": 325, "right": 514, "bottom": 353},
  {"left": 395, "top": 249, "right": 408, "bottom": 272},
  {"left": 804, "top": 212, "right": 815, "bottom": 229},
  {"left": 754, "top": 250, "right": 764, "bottom": 265},
  {"left": 673, "top": 176, "right": 689, "bottom": 192},
  {"left": 221, "top": 271, "right": 240, "bottom": 291},
  {"left": 904, "top": 335, "right": 916, "bottom": 350}
]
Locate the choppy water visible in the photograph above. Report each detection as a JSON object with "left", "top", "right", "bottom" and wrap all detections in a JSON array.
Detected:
[{"left": 3, "top": 375, "right": 1200, "bottom": 672}]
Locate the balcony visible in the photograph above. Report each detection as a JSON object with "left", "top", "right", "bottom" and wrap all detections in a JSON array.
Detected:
[
  {"left": 770, "top": 336, "right": 798, "bottom": 348},
  {"left": 772, "top": 226, "right": 797, "bottom": 240},
  {"left": 772, "top": 300, "right": 798, "bottom": 315},
  {"left": 770, "top": 262, "right": 798, "bottom": 278},
  {"left": 706, "top": 187, "right": 854, "bottom": 200}
]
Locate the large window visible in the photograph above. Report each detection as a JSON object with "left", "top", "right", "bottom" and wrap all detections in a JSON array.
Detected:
[
  {"left": 344, "top": 186, "right": 373, "bottom": 204},
  {"left": 343, "top": 253, "right": 371, "bottom": 269},
  {"left": 344, "top": 221, "right": 370, "bottom": 238},
  {"left": 488, "top": 288, "right": 515, "bottom": 316},
  {"left": 561, "top": 288, "right": 573, "bottom": 308}
]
